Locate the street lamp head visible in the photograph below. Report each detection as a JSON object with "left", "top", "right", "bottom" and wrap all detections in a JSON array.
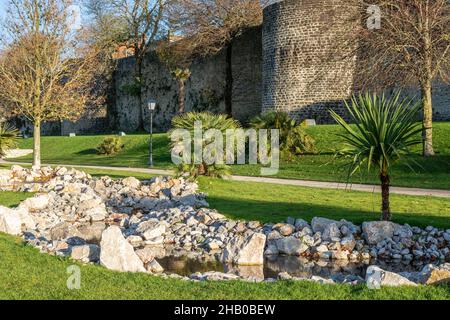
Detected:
[{"left": 148, "top": 100, "right": 156, "bottom": 111}]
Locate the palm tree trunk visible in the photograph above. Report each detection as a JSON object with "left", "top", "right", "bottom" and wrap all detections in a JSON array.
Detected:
[
  {"left": 178, "top": 78, "right": 186, "bottom": 114},
  {"left": 32, "top": 121, "right": 41, "bottom": 169},
  {"left": 380, "top": 173, "right": 391, "bottom": 221}
]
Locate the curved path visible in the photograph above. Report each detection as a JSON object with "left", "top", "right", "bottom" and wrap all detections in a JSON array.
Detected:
[{"left": 1, "top": 160, "right": 450, "bottom": 199}]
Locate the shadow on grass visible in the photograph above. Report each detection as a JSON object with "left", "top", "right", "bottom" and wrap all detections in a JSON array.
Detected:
[
  {"left": 76, "top": 149, "right": 97, "bottom": 156},
  {"left": 206, "top": 196, "right": 450, "bottom": 229}
]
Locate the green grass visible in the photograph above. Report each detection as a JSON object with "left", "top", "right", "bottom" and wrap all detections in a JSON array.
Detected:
[
  {"left": 1, "top": 166, "right": 448, "bottom": 229},
  {"left": 11, "top": 122, "right": 450, "bottom": 190},
  {"left": 199, "top": 178, "right": 450, "bottom": 229},
  {"left": 1, "top": 169, "right": 449, "bottom": 299}
]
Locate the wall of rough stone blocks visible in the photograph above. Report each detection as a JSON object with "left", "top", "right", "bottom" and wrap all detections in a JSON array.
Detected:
[
  {"left": 262, "top": 0, "right": 358, "bottom": 123},
  {"left": 112, "top": 27, "right": 263, "bottom": 132}
]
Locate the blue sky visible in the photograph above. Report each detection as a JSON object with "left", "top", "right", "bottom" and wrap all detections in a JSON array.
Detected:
[
  {"left": 0, "top": 0, "right": 7, "bottom": 21},
  {"left": 0, "top": 0, "right": 82, "bottom": 32}
]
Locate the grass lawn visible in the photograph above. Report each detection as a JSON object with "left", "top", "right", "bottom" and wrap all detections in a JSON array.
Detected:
[
  {"left": 11, "top": 122, "right": 450, "bottom": 190},
  {"left": 1, "top": 168, "right": 449, "bottom": 299}
]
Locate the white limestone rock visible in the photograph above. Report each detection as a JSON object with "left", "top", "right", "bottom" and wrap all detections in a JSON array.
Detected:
[
  {"left": 222, "top": 232, "right": 266, "bottom": 265},
  {"left": 365, "top": 265, "right": 417, "bottom": 287},
  {"left": 100, "top": 226, "right": 146, "bottom": 273}
]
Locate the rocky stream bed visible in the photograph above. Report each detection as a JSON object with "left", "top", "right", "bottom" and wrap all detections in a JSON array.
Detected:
[{"left": 0, "top": 166, "right": 449, "bottom": 287}]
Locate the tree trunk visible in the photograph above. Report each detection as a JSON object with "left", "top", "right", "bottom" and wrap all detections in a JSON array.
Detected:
[
  {"left": 380, "top": 173, "right": 391, "bottom": 221},
  {"left": 224, "top": 43, "right": 233, "bottom": 117},
  {"left": 421, "top": 80, "right": 434, "bottom": 156},
  {"left": 421, "top": 10, "right": 435, "bottom": 157},
  {"left": 32, "top": 121, "right": 41, "bottom": 169},
  {"left": 178, "top": 78, "right": 186, "bottom": 114}
]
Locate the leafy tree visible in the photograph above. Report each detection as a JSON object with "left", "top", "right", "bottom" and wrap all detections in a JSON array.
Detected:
[
  {"left": 169, "top": 112, "right": 240, "bottom": 178},
  {"left": 250, "top": 111, "right": 316, "bottom": 159}
]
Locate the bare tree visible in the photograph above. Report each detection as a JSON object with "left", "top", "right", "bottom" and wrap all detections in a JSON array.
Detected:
[
  {"left": 348, "top": 0, "right": 450, "bottom": 156},
  {"left": 109, "top": 0, "right": 167, "bottom": 130},
  {"left": 0, "top": 0, "right": 101, "bottom": 168},
  {"left": 170, "top": 0, "right": 266, "bottom": 117},
  {"left": 82, "top": 0, "right": 130, "bottom": 126}
]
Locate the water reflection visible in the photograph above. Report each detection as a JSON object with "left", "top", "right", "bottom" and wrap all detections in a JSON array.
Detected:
[{"left": 156, "top": 254, "right": 437, "bottom": 280}]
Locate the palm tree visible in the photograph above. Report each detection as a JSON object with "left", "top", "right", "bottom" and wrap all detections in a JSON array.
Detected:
[
  {"left": 169, "top": 112, "right": 241, "bottom": 178},
  {"left": 330, "top": 92, "right": 422, "bottom": 221}
]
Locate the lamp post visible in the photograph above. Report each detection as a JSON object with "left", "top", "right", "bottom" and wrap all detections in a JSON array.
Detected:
[{"left": 148, "top": 100, "right": 156, "bottom": 167}]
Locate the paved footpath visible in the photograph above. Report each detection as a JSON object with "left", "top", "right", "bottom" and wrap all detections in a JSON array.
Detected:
[{"left": 1, "top": 160, "right": 450, "bottom": 199}]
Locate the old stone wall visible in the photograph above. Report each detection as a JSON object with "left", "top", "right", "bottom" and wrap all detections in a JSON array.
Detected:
[
  {"left": 112, "top": 27, "right": 262, "bottom": 132},
  {"left": 262, "top": 0, "right": 358, "bottom": 123}
]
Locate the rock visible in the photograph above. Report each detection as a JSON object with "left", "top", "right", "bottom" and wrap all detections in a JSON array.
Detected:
[
  {"left": 443, "top": 232, "right": 450, "bottom": 242},
  {"left": 127, "top": 235, "right": 144, "bottom": 246},
  {"left": 276, "top": 236, "right": 308, "bottom": 256},
  {"left": 300, "top": 234, "right": 314, "bottom": 246},
  {"left": 322, "top": 223, "right": 341, "bottom": 241},
  {"left": 0, "top": 206, "right": 34, "bottom": 235},
  {"left": 0, "top": 206, "right": 22, "bottom": 235},
  {"left": 138, "top": 198, "right": 156, "bottom": 211},
  {"left": 247, "top": 221, "right": 261, "bottom": 229},
  {"left": 205, "top": 239, "right": 221, "bottom": 251},
  {"left": 178, "top": 194, "right": 209, "bottom": 208},
  {"left": 420, "top": 263, "right": 450, "bottom": 285},
  {"left": 311, "top": 217, "right": 338, "bottom": 233},
  {"left": 84, "top": 206, "right": 108, "bottom": 221},
  {"left": 71, "top": 244, "right": 100, "bottom": 263},
  {"left": 147, "top": 259, "right": 164, "bottom": 273},
  {"left": 135, "top": 247, "right": 156, "bottom": 263},
  {"left": 365, "top": 265, "right": 417, "bottom": 287},
  {"left": 264, "top": 244, "right": 279, "bottom": 255},
  {"left": 315, "top": 244, "right": 329, "bottom": 253},
  {"left": 78, "top": 198, "right": 102, "bottom": 211},
  {"left": 121, "top": 177, "right": 141, "bottom": 189},
  {"left": 332, "top": 250, "right": 350, "bottom": 260},
  {"left": 50, "top": 222, "right": 78, "bottom": 240},
  {"left": 340, "top": 235, "right": 356, "bottom": 252},
  {"left": 144, "top": 236, "right": 164, "bottom": 245},
  {"left": 294, "top": 219, "right": 309, "bottom": 231},
  {"left": 192, "top": 271, "right": 240, "bottom": 281},
  {"left": 142, "top": 223, "right": 166, "bottom": 240},
  {"left": 99, "top": 226, "right": 146, "bottom": 273},
  {"left": 273, "top": 223, "right": 295, "bottom": 236},
  {"left": 278, "top": 272, "right": 293, "bottom": 280},
  {"left": 362, "top": 221, "right": 398, "bottom": 245},
  {"left": 222, "top": 232, "right": 266, "bottom": 265},
  {"left": 76, "top": 222, "right": 106, "bottom": 243},
  {"left": 310, "top": 276, "right": 335, "bottom": 284},
  {"left": 17, "top": 194, "right": 50, "bottom": 211}
]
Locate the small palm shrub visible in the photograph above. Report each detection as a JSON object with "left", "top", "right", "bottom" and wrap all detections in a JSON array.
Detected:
[
  {"left": 330, "top": 92, "right": 422, "bottom": 221},
  {"left": 0, "top": 122, "right": 19, "bottom": 158},
  {"left": 250, "top": 111, "right": 316, "bottom": 159},
  {"left": 169, "top": 112, "right": 241, "bottom": 178},
  {"left": 96, "top": 137, "right": 124, "bottom": 155}
]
